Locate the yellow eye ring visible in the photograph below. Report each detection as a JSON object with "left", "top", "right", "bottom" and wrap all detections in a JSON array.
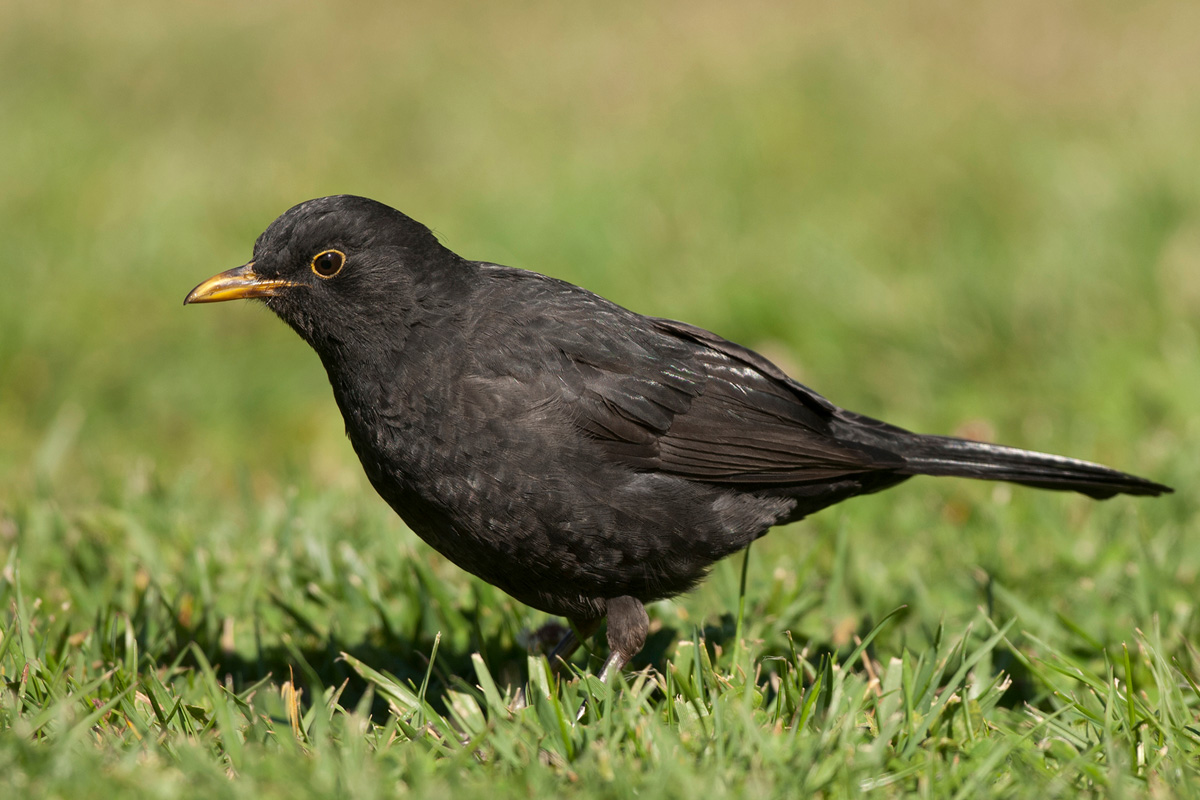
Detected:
[{"left": 311, "top": 249, "right": 346, "bottom": 278}]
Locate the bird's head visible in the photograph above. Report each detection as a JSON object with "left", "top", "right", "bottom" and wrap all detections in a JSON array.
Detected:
[{"left": 185, "top": 195, "right": 456, "bottom": 357}]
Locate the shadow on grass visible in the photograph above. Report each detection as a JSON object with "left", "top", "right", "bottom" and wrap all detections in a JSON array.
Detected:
[
  {"left": 131, "top": 589, "right": 688, "bottom": 722},
  {"left": 127, "top": 585, "right": 1038, "bottom": 723}
]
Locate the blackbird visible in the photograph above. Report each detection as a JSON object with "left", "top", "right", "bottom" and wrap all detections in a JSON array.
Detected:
[{"left": 185, "top": 195, "right": 1171, "bottom": 680}]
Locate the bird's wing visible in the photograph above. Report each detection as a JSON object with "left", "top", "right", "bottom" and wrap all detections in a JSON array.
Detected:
[
  {"left": 468, "top": 265, "right": 901, "bottom": 485},
  {"left": 545, "top": 309, "right": 901, "bottom": 484}
]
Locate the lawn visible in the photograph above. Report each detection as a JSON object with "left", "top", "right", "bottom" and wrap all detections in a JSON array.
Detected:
[{"left": 1, "top": 1, "right": 1197, "bottom": 797}]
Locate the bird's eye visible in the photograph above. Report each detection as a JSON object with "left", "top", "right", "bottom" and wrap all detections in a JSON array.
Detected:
[{"left": 311, "top": 249, "right": 346, "bottom": 278}]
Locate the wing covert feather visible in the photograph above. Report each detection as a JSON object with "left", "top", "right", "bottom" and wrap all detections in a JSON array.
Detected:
[
  {"left": 554, "top": 313, "right": 897, "bottom": 483},
  {"left": 471, "top": 265, "right": 899, "bottom": 484}
]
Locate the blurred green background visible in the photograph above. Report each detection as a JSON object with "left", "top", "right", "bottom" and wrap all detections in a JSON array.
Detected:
[
  {"left": 1, "top": 0, "right": 1195, "bottom": 635},
  {"left": 3, "top": 0, "right": 1196, "bottom": 491}
]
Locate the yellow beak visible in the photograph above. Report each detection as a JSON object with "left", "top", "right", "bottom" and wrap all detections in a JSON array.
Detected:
[{"left": 184, "top": 262, "right": 297, "bottom": 304}]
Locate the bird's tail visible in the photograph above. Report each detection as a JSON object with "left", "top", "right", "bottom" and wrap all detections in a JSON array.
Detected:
[{"left": 894, "top": 433, "right": 1171, "bottom": 499}]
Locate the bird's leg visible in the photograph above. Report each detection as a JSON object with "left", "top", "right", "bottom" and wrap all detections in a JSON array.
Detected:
[
  {"left": 600, "top": 596, "right": 649, "bottom": 679},
  {"left": 510, "top": 617, "right": 601, "bottom": 711},
  {"left": 576, "top": 596, "right": 649, "bottom": 720},
  {"left": 548, "top": 617, "right": 601, "bottom": 672}
]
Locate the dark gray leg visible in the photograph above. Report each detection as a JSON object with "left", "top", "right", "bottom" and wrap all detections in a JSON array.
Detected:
[
  {"left": 547, "top": 617, "right": 602, "bottom": 670},
  {"left": 511, "top": 616, "right": 601, "bottom": 711},
  {"left": 517, "top": 600, "right": 649, "bottom": 719},
  {"left": 597, "top": 596, "right": 649, "bottom": 681},
  {"left": 575, "top": 596, "right": 649, "bottom": 720}
]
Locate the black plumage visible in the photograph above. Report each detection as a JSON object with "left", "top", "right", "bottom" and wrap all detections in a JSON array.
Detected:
[{"left": 185, "top": 195, "right": 1171, "bottom": 679}]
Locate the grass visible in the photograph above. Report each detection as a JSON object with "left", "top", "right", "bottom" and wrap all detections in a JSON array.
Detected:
[{"left": 1, "top": 1, "right": 1197, "bottom": 797}]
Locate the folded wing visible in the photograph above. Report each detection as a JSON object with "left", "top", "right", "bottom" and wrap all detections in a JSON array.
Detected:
[{"left": 552, "top": 314, "right": 902, "bottom": 484}]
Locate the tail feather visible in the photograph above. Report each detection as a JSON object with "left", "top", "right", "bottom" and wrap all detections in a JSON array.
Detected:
[{"left": 896, "top": 434, "right": 1172, "bottom": 499}]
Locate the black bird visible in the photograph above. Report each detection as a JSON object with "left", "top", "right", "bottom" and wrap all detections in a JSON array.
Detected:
[{"left": 185, "top": 195, "right": 1171, "bottom": 681}]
